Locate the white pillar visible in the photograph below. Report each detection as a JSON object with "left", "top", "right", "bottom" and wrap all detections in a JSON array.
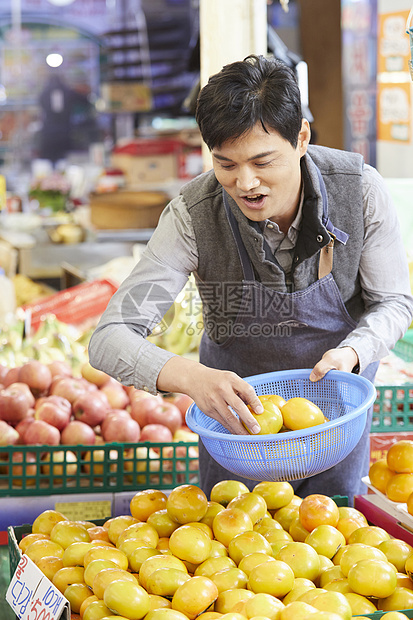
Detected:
[{"left": 199, "top": 0, "right": 268, "bottom": 167}]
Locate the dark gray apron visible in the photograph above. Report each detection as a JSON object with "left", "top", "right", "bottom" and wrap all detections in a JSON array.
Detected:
[{"left": 198, "top": 179, "right": 378, "bottom": 504}]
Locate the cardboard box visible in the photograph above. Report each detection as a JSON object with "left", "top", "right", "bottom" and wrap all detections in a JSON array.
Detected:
[
  {"left": 111, "top": 138, "right": 181, "bottom": 184},
  {"left": 112, "top": 152, "right": 178, "bottom": 184},
  {"left": 90, "top": 190, "right": 169, "bottom": 229}
]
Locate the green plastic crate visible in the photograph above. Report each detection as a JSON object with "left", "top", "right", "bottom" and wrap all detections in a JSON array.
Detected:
[
  {"left": 393, "top": 329, "right": 413, "bottom": 361},
  {"left": 372, "top": 331, "right": 413, "bottom": 432},
  {"left": 373, "top": 384, "right": 413, "bottom": 431},
  {"left": 0, "top": 441, "right": 199, "bottom": 497},
  {"left": 362, "top": 611, "right": 413, "bottom": 619}
]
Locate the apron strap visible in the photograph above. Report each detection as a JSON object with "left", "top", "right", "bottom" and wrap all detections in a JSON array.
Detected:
[
  {"left": 315, "top": 165, "right": 349, "bottom": 245},
  {"left": 318, "top": 233, "right": 335, "bottom": 279},
  {"left": 222, "top": 190, "right": 255, "bottom": 281}
]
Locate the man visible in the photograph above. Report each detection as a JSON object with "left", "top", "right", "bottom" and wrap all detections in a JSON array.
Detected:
[{"left": 89, "top": 55, "right": 413, "bottom": 503}]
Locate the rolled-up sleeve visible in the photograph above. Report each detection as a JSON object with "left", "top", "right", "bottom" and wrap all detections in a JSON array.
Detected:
[
  {"left": 339, "top": 165, "right": 413, "bottom": 373},
  {"left": 88, "top": 194, "right": 199, "bottom": 393}
]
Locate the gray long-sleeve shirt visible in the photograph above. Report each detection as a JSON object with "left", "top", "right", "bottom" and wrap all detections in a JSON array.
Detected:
[{"left": 89, "top": 163, "right": 413, "bottom": 393}]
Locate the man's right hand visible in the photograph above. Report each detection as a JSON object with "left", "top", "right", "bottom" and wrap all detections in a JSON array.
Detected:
[{"left": 156, "top": 356, "right": 263, "bottom": 435}]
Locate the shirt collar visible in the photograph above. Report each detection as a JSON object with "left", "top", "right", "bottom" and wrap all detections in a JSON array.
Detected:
[{"left": 258, "top": 185, "right": 304, "bottom": 238}]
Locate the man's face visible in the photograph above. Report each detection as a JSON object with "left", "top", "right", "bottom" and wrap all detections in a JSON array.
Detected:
[{"left": 212, "top": 121, "right": 310, "bottom": 233}]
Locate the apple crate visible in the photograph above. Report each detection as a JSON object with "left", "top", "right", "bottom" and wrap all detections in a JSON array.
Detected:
[{"left": 0, "top": 441, "right": 199, "bottom": 497}]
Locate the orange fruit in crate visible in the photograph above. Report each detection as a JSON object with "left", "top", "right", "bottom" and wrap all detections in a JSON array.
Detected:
[
  {"left": 166, "top": 484, "right": 208, "bottom": 524},
  {"left": 378, "top": 587, "right": 413, "bottom": 612},
  {"left": 347, "top": 558, "right": 397, "bottom": 598},
  {"left": 106, "top": 514, "right": 139, "bottom": 545},
  {"left": 253, "top": 480, "right": 294, "bottom": 510},
  {"left": 387, "top": 440, "right": 413, "bottom": 473},
  {"left": 63, "top": 582, "right": 92, "bottom": 614},
  {"left": 379, "top": 539, "right": 413, "bottom": 573},
  {"left": 52, "top": 565, "right": 85, "bottom": 594},
  {"left": 32, "top": 509, "right": 68, "bottom": 536},
  {"left": 92, "top": 567, "right": 138, "bottom": 600},
  {"left": 147, "top": 509, "right": 180, "bottom": 538},
  {"left": 336, "top": 517, "right": 363, "bottom": 542},
  {"left": 248, "top": 559, "right": 295, "bottom": 597},
  {"left": 227, "top": 493, "right": 267, "bottom": 526},
  {"left": 347, "top": 525, "right": 390, "bottom": 547},
  {"left": 369, "top": 458, "right": 395, "bottom": 493},
  {"left": 210, "top": 480, "right": 250, "bottom": 506},
  {"left": 386, "top": 473, "right": 413, "bottom": 503},
  {"left": 18, "top": 532, "right": 49, "bottom": 553},
  {"left": 130, "top": 489, "right": 168, "bottom": 521},
  {"left": 212, "top": 508, "right": 254, "bottom": 548},
  {"left": 298, "top": 494, "right": 339, "bottom": 532},
  {"left": 24, "top": 538, "right": 64, "bottom": 563},
  {"left": 35, "top": 556, "right": 64, "bottom": 581},
  {"left": 50, "top": 520, "right": 90, "bottom": 549},
  {"left": 103, "top": 579, "right": 150, "bottom": 619},
  {"left": 172, "top": 576, "right": 219, "bottom": 619}
]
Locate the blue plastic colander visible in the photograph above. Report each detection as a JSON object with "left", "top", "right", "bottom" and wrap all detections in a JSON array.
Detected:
[{"left": 185, "top": 369, "right": 376, "bottom": 482}]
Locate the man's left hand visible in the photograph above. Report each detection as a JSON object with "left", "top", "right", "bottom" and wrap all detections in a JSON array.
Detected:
[{"left": 310, "top": 346, "right": 359, "bottom": 382}]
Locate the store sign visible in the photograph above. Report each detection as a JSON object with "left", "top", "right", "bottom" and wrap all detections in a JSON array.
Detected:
[
  {"left": 6, "top": 555, "right": 69, "bottom": 620},
  {"left": 377, "top": 10, "right": 411, "bottom": 143},
  {"left": 342, "top": 0, "right": 377, "bottom": 166}
]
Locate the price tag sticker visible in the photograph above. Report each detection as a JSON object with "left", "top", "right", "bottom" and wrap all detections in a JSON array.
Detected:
[
  {"left": 55, "top": 499, "right": 112, "bottom": 521},
  {"left": 6, "top": 554, "right": 69, "bottom": 620}
]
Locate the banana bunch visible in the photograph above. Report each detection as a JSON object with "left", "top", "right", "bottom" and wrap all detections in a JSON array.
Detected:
[
  {"left": 0, "top": 314, "right": 89, "bottom": 373},
  {"left": 12, "top": 274, "right": 53, "bottom": 307},
  {"left": 147, "top": 276, "right": 204, "bottom": 357}
]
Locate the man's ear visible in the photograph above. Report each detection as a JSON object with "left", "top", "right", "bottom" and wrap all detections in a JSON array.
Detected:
[{"left": 298, "top": 119, "right": 311, "bottom": 156}]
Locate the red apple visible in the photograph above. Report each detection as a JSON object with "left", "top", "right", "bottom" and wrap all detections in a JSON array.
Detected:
[
  {"left": 146, "top": 401, "right": 182, "bottom": 435},
  {"left": 50, "top": 377, "right": 87, "bottom": 404},
  {"left": 140, "top": 423, "right": 173, "bottom": 443},
  {"left": 164, "top": 393, "right": 194, "bottom": 422},
  {"left": 78, "top": 378, "right": 99, "bottom": 392},
  {"left": 48, "top": 360, "right": 72, "bottom": 378},
  {"left": 100, "top": 378, "right": 130, "bottom": 410},
  {"left": 35, "top": 394, "right": 71, "bottom": 412},
  {"left": 0, "top": 364, "right": 9, "bottom": 384},
  {"left": 73, "top": 391, "right": 110, "bottom": 427},
  {"left": 18, "top": 361, "right": 53, "bottom": 397},
  {"left": 7, "top": 382, "right": 36, "bottom": 408},
  {"left": 130, "top": 391, "right": 163, "bottom": 427},
  {"left": 15, "top": 416, "right": 35, "bottom": 443},
  {"left": 101, "top": 414, "right": 140, "bottom": 443},
  {"left": 0, "top": 420, "right": 19, "bottom": 445},
  {"left": 35, "top": 397, "right": 72, "bottom": 431},
  {"left": 61, "top": 420, "right": 96, "bottom": 445},
  {"left": 3, "top": 367, "right": 20, "bottom": 388},
  {"left": 0, "top": 386, "right": 33, "bottom": 425},
  {"left": 23, "top": 419, "right": 60, "bottom": 446},
  {"left": 100, "top": 409, "right": 131, "bottom": 436}
]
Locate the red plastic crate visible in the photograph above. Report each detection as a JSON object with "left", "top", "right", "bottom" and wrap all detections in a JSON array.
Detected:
[{"left": 22, "top": 279, "right": 118, "bottom": 330}]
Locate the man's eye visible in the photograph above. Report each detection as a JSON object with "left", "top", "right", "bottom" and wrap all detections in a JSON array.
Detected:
[
  {"left": 256, "top": 161, "right": 271, "bottom": 167},
  {"left": 221, "top": 164, "right": 234, "bottom": 170}
]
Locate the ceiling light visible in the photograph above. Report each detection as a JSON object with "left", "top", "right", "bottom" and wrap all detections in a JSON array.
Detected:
[{"left": 46, "top": 53, "right": 63, "bottom": 68}]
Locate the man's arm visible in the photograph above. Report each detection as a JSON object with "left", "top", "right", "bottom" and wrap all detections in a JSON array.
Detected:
[
  {"left": 88, "top": 194, "right": 265, "bottom": 432},
  {"left": 310, "top": 165, "right": 413, "bottom": 381}
]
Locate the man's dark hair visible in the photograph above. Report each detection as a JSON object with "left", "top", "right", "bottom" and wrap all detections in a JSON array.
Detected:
[{"left": 196, "top": 55, "right": 303, "bottom": 150}]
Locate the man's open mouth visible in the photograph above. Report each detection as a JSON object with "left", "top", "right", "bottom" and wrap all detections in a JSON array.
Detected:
[{"left": 244, "top": 194, "right": 265, "bottom": 203}]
